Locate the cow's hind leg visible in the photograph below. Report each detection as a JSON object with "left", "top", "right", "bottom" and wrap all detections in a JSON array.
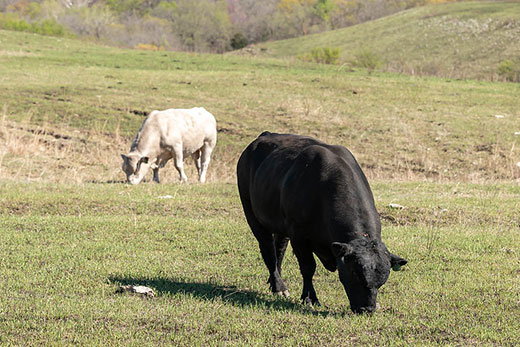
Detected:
[
  {"left": 173, "top": 145, "right": 188, "bottom": 183},
  {"left": 291, "top": 237, "right": 320, "bottom": 306},
  {"left": 199, "top": 141, "right": 214, "bottom": 183},
  {"left": 258, "top": 232, "right": 289, "bottom": 296},
  {"left": 240, "top": 198, "right": 288, "bottom": 296},
  {"left": 192, "top": 150, "right": 202, "bottom": 180},
  {"left": 274, "top": 234, "right": 290, "bottom": 296}
]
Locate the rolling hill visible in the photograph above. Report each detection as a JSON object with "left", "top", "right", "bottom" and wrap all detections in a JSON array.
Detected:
[
  {"left": 254, "top": 1, "right": 520, "bottom": 80},
  {"left": 0, "top": 28, "right": 519, "bottom": 184}
]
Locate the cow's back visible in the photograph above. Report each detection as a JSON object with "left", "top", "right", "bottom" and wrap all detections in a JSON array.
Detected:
[
  {"left": 153, "top": 107, "right": 216, "bottom": 153},
  {"left": 237, "top": 132, "right": 380, "bottom": 241},
  {"left": 237, "top": 132, "right": 329, "bottom": 232},
  {"left": 237, "top": 132, "right": 318, "bottom": 198}
]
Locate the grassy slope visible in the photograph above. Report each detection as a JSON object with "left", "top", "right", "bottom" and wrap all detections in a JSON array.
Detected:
[
  {"left": 1, "top": 30, "right": 519, "bottom": 183},
  {"left": 1, "top": 182, "right": 519, "bottom": 345},
  {"left": 255, "top": 1, "right": 520, "bottom": 80}
]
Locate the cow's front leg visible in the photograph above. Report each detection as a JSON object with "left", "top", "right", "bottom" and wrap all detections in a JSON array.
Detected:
[
  {"left": 192, "top": 150, "right": 202, "bottom": 180},
  {"left": 292, "top": 239, "right": 320, "bottom": 306},
  {"left": 153, "top": 167, "right": 160, "bottom": 183}
]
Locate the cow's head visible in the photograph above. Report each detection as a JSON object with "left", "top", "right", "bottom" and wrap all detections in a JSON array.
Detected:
[
  {"left": 121, "top": 153, "right": 151, "bottom": 185},
  {"left": 332, "top": 239, "right": 407, "bottom": 314}
]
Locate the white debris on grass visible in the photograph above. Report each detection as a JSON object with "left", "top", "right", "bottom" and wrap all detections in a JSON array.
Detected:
[
  {"left": 158, "top": 195, "right": 173, "bottom": 199},
  {"left": 494, "top": 115, "right": 504, "bottom": 118},
  {"left": 388, "top": 203, "right": 404, "bottom": 210},
  {"left": 514, "top": 132, "right": 520, "bottom": 136},
  {"left": 117, "top": 285, "right": 155, "bottom": 297}
]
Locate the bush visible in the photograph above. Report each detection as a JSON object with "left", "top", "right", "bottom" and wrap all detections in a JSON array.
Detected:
[
  {"left": 0, "top": 12, "right": 31, "bottom": 31},
  {"left": 352, "top": 49, "right": 382, "bottom": 72},
  {"left": 231, "top": 32, "right": 248, "bottom": 50},
  {"left": 497, "top": 59, "right": 520, "bottom": 82},
  {"left": 298, "top": 46, "right": 340, "bottom": 64},
  {"left": 135, "top": 43, "right": 165, "bottom": 51},
  {"left": 37, "top": 19, "right": 70, "bottom": 36},
  {"left": 0, "top": 12, "right": 72, "bottom": 37}
]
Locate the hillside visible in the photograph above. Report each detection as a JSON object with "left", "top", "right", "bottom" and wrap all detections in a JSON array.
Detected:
[
  {"left": 1, "top": 29, "right": 519, "bottom": 184},
  {"left": 254, "top": 1, "right": 520, "bottom": 80}
]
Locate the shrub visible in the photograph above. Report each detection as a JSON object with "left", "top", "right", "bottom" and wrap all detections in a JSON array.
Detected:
[
  {"left": 231, "top": 32, "right": 248, "bottom": 50},
  {"left": 497, "top": 59, "right": 520, "bottom": 82},
  {"left": 352, "top": 49, "right": 382, "bottom": 72},
  {"left": 0, "top": 12, "right": 72, "bottom": 37},
  {"left": 0, "top": 12, "right": 31, "bottom": 31},
  {"left": 37, "top": 19, "right": 69, "bottom": 36},
  {"left": 298, "top": 46, "right": 340, "bottom": 64},
  {"left": 135, "top": 43, "right": 165, "bottom": 51}
]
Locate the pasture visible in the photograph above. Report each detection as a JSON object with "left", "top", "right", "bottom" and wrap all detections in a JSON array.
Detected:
[
  {"left": 1, "top": 28, "right": 520, "bottom": 345},
  {"left": 1, "top": 182, "right": 519, "bottom": 345}
]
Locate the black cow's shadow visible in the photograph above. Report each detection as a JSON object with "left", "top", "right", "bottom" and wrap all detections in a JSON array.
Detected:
[{"left": 109, "top": 275, "right": 343, "bottom": 317}]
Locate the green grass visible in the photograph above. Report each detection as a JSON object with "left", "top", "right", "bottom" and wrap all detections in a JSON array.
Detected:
[
  {"left": 1, "top": 181, "right": 519, "bottom": 345},
  {"left": 255, "top": 1, "right": 520, "bottom": 80}
]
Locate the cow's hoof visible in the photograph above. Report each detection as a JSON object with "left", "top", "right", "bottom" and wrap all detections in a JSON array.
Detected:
[
  {"left": 275, "top": 290, "right": 290, "bottom": 297},
  {"left": 303, "top": 297, "right": 320, "bottom": 307}
]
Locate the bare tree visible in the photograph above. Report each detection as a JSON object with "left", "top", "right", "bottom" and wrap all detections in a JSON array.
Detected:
[
  {"left": 59, "top": 0, "right": 96, "bottom": 9},
  {"left": 228, "top": 0, "right": 279, "bottom": 43}
]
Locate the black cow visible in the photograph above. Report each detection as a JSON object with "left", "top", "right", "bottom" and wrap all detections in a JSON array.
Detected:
[{"left": 236, "top": 132, "right": 407, "bottom": 314}]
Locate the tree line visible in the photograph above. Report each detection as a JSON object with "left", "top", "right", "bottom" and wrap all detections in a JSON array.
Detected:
[{"left": 0, "top": 0, "right": 463, "bottom": 53}]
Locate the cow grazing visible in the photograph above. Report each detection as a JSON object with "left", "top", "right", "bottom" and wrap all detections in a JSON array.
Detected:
[
  {"left": 237, "top": 132, "right": 407, "bottom": 314},
  {"left": 121, "top": 107, "right": 217, "bottom": 184}
]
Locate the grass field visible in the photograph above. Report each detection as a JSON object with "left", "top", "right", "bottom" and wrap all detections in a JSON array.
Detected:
[
  {"left": 1, "top": 19, "right": 520, "bottom": 345},
  {"left": 254, "top": 1, "right": 520, "bottom": 81},
  {"left": 1, "top": 182, "right": 519, "bottom": 345}
]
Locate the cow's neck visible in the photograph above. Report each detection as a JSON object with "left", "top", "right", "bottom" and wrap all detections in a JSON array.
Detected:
[{"left": 130, "top": 125, "right": 159, "bottom": 158}]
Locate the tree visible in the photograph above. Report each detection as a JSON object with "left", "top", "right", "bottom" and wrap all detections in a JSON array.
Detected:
[
  {"left": 227, "top": 0, "right": 278, "bottom": 43},
  {"left": 59, "top": 0, "right": 95, "bottom": 9},
  {"left": 275, "top": 0, "right": 325, "bottom": 37},
  {"left": 172, "top": 0, "right": 232, "bottom": 53},
  {"left": 60, "top": 2, "right": 114, "bottom": 38},
  {"left": 314, "top": 0, "right": 334, "bottom": 22},
  {"left": 105, "top": 0, "right": 165, "bottom": 16}
]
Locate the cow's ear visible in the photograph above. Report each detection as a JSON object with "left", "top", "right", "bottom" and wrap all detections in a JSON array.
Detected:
[
  {"left": 140, "top": 157, "right": 149, "bottom": 164},
  {"left": 331, "top": 242, "right": 352, "bottom": 259},
  {"left": 121, "top": 154, "right": 128, "bottom": 162},
  {"left": 390, "top": 253, "right": 407, "bottom": 271}
]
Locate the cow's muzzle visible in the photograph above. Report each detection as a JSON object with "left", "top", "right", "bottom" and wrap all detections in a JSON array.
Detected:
[
  {"left": 351, "top": 304, "right": 378, "bottom": 314},
  {"left": 127, "top": 175, "right": 141, "bottom": 185}
]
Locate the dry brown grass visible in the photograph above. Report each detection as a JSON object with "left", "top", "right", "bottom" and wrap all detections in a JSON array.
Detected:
[
  {"left": 2, "top": 103, "right": 519, "bottom": 185},
  {"left": 0, "top": 105, "right": 122, "bottom": 183}
]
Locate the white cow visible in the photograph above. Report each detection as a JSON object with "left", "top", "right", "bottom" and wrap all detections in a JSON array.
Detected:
[{"left": 121, "top": 107, "right": 217, "bottom": 184}]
